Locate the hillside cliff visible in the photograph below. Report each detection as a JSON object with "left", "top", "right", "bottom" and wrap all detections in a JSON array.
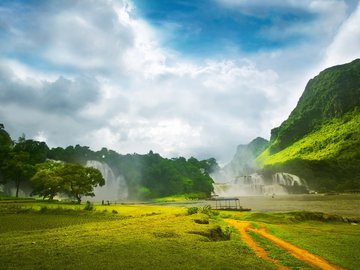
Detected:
[{"left": 258, "top": 59, "right": 360, "bottom": 192}]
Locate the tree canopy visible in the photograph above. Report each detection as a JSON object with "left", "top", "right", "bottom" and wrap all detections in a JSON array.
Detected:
[
  {"left": 0, "top": 125, "right": 217, "bottom": 200},
  {"left": 31, "top": 161, "right": 105, "bottom": 203}
]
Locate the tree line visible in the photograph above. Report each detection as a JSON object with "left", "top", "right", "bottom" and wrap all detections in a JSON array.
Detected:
[{"left": 0, "top": 124, "right": 217, "bottom": 201}]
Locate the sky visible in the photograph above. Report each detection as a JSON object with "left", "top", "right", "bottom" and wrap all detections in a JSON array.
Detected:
[{"left": 0, "top": 0, "right": 359, "bottom": 164}]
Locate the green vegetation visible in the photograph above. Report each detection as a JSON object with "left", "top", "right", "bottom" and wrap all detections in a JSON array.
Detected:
[
  {"left": 31, "top": 161, "right": 105, "bottom": 203},
  {"left": 269, "top": 222, "right": 360, "bottom": 270},
  {"left": 47, "top": 147, "right": 216, "bottom": 199},
  {"left": 248, "top": 231, "right": 315, "bottom": 269},
  {"left": 223, "top": 210, "right": 360, "bottom": 270},
  {"left": 257, "top": 110, "right": 360, "bottom": 191},
  {"left": 0, "top": 202, "right": 273, "bottom": 270},
  {"left": 257, "top": 59, "right": 360, "bottom": 192},
  {"left": 0, "top": 125, "right": 216, "bottom": 200},
  {"left": 153, "top": 192, "right": 209, "bottom": 202},
  {"left": 270, "top": 59, "right": 360, "bottom": 153},
  {"left": 0, "top": 201, "right": 359, "bottom": 269},
  {"left": 258, "top": 110, "right": 360, "bottom": 165}
]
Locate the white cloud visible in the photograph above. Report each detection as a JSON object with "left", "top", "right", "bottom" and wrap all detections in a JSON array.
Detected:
[
  {"left": 324, "top": 2, "right": 360, "bottom": 67},
  {"left": 1, "top": 0, "right": 358, "bottom": 164}
]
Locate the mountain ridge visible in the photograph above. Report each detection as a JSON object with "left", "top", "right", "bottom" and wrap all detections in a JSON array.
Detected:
[
  {"left": 258, "top": 59, "right": 360, "bottom": 191},
  {"left": 270, "top": 58, "right": 360, "bottom": 154}
]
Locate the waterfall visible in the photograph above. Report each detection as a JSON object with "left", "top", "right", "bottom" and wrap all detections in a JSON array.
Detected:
[
  {"left": 213, "top": 172, "right": 307, "bottom": 197},
  {"left": 86, "top": 160, "right": 128, "bottom": 201},
  {"left": 273, "top": 172, "right": 305, "bottom": 186}
]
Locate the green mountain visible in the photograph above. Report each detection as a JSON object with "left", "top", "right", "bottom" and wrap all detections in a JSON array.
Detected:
[{"left": 258, "top": 59, "right": 360, "bottom": 192}]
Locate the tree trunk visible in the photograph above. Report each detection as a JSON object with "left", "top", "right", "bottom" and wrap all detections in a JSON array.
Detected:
[{"left": 15, "top": 179, "right": 20, "bottom": 198}]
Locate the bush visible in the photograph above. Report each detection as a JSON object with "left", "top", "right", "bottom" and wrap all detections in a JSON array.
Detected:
[
  {"left": 112, "top": 209, "right": 118, "bottom": 214},
  {"left": 194, "top": 217, "right": 209, "bottom": 224},
  {"left": 200, "top": 205, "right": 219, "bottom": 218},
  {"left": 187, "top": 207, "right": 198, "bottom": 215},
  {"left": 84, "top": 201, "right": 94, "bottom": 211}
]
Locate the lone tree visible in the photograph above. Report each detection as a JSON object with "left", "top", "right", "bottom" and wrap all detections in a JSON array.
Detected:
[
  {"left": 31, "top": 162, "right": 105, "bottom": 203},
  {"left": 59, "top": 163, "right": 105, "bottom": 203},
  {"left": 31, "top": 161, "right": 64, "bottom": 200}
]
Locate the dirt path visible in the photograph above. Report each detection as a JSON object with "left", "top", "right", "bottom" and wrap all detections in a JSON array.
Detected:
[
  {"left": 226, "top": 220, "right": 289, "bottom": 270},
  {"left": 226, "top": 219, "right": 344, "bottom": 270}
]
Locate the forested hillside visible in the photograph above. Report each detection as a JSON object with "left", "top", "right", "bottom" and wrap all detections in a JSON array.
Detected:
[
  {"left": 0, "top": 127, "right": 216, "bottom": 200},
  {"left": 258, "top": 59, "right": 360, "bottom": 192}
]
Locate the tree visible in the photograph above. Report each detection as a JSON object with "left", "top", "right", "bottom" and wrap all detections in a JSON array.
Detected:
[
  {"left": 3, "top": 151, "right": 35, "bottom": 197},
  {"left": 31, "top": 161, "right": 64, "bottom": 200},
  {"left": 0, "top": 124, "right": 13, "bottom": 185},
  {"left": 31, "top": 162, "right": 105, "bottom": 203},
  {"left": 13, "top": 137, "right": 49, "bottom": 164},
  {"left": 60, "top": 164, "right": 105, "bottom": 203}
]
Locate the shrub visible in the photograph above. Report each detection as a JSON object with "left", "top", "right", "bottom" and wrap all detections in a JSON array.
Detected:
[
  {"left": 200, "top": 205, "right": 219, "bottom": 218},
  {"left": 187, "top": 207, "right": 198, "bottom": 215},
  {"left": 194, "top": 218, "right": 209, "bottom": 224},
  {"left": 84, "top": 201, "right": 94, "bottom": 211}
]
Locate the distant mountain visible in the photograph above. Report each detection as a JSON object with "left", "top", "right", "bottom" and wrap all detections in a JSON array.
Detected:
[
  {"left": 258, "top": 59, "right": 360, "bottom": 192},
  {"left": 213, "top": 137, "right": 269, "bottom": 182}
]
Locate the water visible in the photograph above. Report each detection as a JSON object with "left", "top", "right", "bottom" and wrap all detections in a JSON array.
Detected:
[
  {"left": 85, "top": 160, "right": 128, "bottom": 201},
  {"left": 156, "top": 194, "right": 360, "bottom": 217},
  {"left": 234, "top": 194, "right": 360, "bottom": 216},
  {"left": 213, "top": 172, "right": 307, "bottom": 196}
]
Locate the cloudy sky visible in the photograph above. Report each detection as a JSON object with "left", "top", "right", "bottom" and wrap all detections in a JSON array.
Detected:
[{"left": 0, "top": 0, "right": 359, "bottom": 164}]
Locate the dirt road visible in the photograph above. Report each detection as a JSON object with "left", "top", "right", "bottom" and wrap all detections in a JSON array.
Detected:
[{"left": 226, "top": 220, "right": 344, "bottom": 270}]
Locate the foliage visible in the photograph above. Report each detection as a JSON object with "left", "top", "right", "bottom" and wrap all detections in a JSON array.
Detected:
[
  {"left": 187, "top": 205, "right": 219, "bottom": 218},
  {"left": 57, "top": 163, "right": 105, "bottom": 203},
  {"left": 257, "top": 59, "right": 360, "bottom": 192},
  {"left": 13, "top": 135, "right": 49, "bottom": 165},
  {"left": 2, "top": 151, "right": 35, "bottom": 197},
  {"left": 84, "top": 201, "right": 94, "bottom": 211},
  {"left": 258, "top": 110, "right": 360, "bottom": 191},
  {"left": 0, "top": 123, "right": 216, "bottom": 199},
  {"left": 259, "top": 110, "right": 360, "bottom": 165},
  {"left": 31, "top": 161, "right": 105, "bottom": 203},
  {"left": 187, "top": 207, "right": 198, "bottom": 215},
  {"left": 270, "top": 59, "right": 360, "bottom": 153},
  {"left": 31, "top": 161, "right": 64, "bottom": 200},
  {"left": 0, "top": 124, "right": 12, "bottom": 184},
  {"left": 48, "top": 147, "right": 215, "bottom": 200}
]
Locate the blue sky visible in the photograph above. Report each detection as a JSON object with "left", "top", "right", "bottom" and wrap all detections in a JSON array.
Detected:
[
  {"left": 133, "top": 0, "right": 316, "bottom": 55},
  {"left": 0, "top": 0, "right": 359, "bottom": 163}
]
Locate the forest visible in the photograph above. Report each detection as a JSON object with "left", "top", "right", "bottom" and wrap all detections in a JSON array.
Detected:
[{"left": 0, "top": 124, "right": 216, "bottom": 201}]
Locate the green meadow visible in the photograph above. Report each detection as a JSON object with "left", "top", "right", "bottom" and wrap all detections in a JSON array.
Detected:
[{"left": 0, "top": 201, "right": 359, "bottom": 270}]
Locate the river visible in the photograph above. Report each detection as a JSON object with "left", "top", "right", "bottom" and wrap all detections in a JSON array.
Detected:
[{"left": 155, "top": 194, "right": 360, "bottom": 217}]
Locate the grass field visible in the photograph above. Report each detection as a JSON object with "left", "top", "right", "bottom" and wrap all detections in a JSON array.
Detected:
[{"left": 0, "top": 201, "right": 359, "bottom": 269}]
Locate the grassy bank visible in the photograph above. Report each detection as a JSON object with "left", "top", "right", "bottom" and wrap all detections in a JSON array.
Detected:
[
  {"left": 0, "top": 202, "right": 359, "bottom": 269},
  {"left": 0, "top": 202, "right": 271, "bottom": 270}
]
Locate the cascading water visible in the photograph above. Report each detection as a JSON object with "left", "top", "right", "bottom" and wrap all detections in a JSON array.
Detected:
[
  {"left": 213, "top": 172, "right": 307, "bottom": 197},
  {"left": 86, "top": 160, "right": 128, "bottom": 201}
]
